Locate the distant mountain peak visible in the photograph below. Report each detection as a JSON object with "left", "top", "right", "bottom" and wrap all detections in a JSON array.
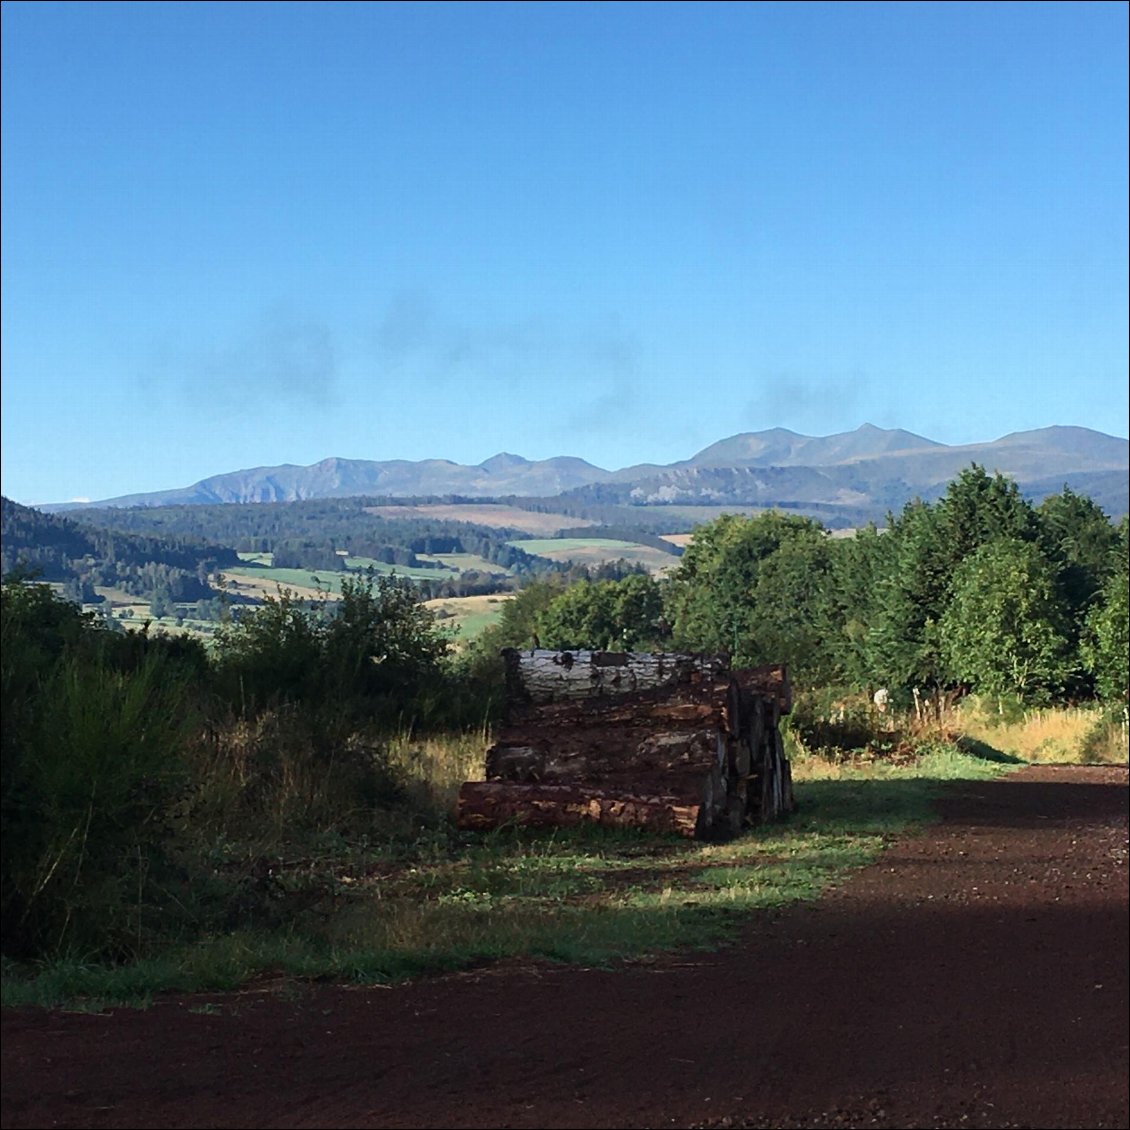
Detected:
[{"left": 480, "top": 452, "right": 531, "bottom": 472}]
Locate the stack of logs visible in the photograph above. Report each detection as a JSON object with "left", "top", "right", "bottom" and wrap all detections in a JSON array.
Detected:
[{"left": 456, "top": 648, "right": 795, "bottom": 840}]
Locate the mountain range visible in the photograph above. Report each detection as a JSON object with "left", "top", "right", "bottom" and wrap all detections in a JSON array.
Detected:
[{"left": 43, "top": 424, "right": 1129, "bottom": 525}]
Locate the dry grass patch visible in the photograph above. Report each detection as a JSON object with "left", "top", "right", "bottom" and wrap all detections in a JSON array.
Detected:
[
  {"left": 956, "top": 697, "right": 1126, "bottom": 764},
  {"left": 509, "top": 538, "right": 678, "bottom": 575},
  {"left": 363, "top": 503, "right": 594, "bottom": 535}
]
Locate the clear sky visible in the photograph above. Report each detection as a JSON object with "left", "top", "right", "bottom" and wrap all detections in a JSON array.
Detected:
[{"left": 2, "top": 1, "right": 1127, "bottom": 505}]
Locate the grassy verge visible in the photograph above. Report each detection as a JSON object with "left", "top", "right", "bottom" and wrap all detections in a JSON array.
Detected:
[
  {"left": 1, "top": 743, "right": 1014, "bottom": 1011},
  {"left": 955, "top": 696, "right": 1129, "bottom": 764}
]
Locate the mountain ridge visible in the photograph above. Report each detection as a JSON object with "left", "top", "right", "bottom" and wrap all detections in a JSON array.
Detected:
[{"left": 37, "top": 423, "right": 1129, "bottom": 521}]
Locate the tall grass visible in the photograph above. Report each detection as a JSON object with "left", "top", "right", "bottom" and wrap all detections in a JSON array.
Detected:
[
  {"left": 2, "top": 651, "right": 200, "bottom": 960},
  {"left": 385, "top": 729, "right": 488, "bottom": 816},
  {"left": 956, "top": 695, "right": 1128, "bottom": 764},
  {"left": 784, "top": 687, "right": 1127, "bottom": 768}
]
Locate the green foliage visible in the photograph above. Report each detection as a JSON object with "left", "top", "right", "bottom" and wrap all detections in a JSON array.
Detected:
[
  {"left": 824, "top": 524, "right": 895, "bottom": 688},
  {"left": 867, "top": 500, "right": 958, "bottom": 691},
  {"left": 1081, "top": 520, "right": 1129, "bottom": 702},
  {"left": 325, "top": 573, "right": 451, "bottom": 700},
  {"left": 866, "top": 471, "right": 1052, "bottom": 694},
  {"left": 935, "top": 464, "right": 1038, "bottom": 554},
  {"left": 1038, "top": 487, "right": 1120, "bottom": 612},
  {"left": 537, "top": 573, "right": 665, "bottom": 651},
  {"left": 664, "top": 511, "right": 834, "bottom": 681},
  {"left": 939, "top": 538, "right": 1072, "bottom": 703},
  {"left": 784, "top": 689, "right": 892, "bottom": 762},
  {"left": 1, "top": 578, "right": 201, "bottom": 960},
  {"left": 212, "top": 587, "right": 325, "bottom": 707},
  {"left": 212, "top": 571, "right": 451, "bottom": 722},
  {"left": 469, "top": 577, "right": 565, "bottom": 654}
]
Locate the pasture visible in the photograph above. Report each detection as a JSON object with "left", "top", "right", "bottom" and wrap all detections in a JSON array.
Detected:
[{"left": 424, "top": 592, "right": 511, "bottom": 643}]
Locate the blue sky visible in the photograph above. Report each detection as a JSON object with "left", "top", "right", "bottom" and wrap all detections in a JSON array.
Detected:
[{"left": 2, "top": 1, "right": 1127, "bottom": 504}]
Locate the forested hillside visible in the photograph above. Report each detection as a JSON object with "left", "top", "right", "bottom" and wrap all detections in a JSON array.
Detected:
[
  {"left": 0, "top": 496, "right": 239, "bottom": 605},
  {"left": 70, "top": 497, "right": 553, "bottom": 575}
]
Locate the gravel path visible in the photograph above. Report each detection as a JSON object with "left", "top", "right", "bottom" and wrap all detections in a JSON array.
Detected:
[{"left": 3, "top": 764, "right": 1126, "bottom": 1130}]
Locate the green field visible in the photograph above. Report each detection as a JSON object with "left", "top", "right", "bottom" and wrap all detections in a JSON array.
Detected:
[
  {"left": 225, "top": 565, "right": 350, "bottom": 595},
  {"left": 226, "top": 559, "right": 447, "bottom": 593},
  {"left": 425, "top": 594, "right": 511, "bottom": 643}
]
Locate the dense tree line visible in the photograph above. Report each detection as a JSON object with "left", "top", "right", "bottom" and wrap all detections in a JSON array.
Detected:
[
  {"left": 70, "top": 498, "right": 532, "bottom": 554},
  {"left": 474, "top": 469, "right": 1128, "bottom": 707},
  {"left": 270, "top": 542, "right": 349, "bottom": 571},
  {"left": 62, "top": 498, "right": 564, "bottom": 583},
  {"left": 1, "top": 493, "right": 674, "bottom": 615}
]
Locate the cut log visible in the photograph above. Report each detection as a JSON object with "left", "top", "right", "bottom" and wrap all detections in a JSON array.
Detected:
[
  {"left": 457, "top": 781, "right": 702, "bottom": 838},
  {"left": 501, "top": 648, "right": 730, "bottom": 705},
  {"left": 458, "top": 651, "right": 795, "bottom": 840},
  {"left": 486, "top": 727, "right": 722, "bottom": 784}
]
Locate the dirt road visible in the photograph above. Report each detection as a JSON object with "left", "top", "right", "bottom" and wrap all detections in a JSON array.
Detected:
[{"left": 3, "top": 764, "right": 1126, "bottom": 1130}]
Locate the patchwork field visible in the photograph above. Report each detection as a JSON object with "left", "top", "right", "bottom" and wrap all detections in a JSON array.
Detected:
[
  {"left": 222, "top": 552, "right": 451, "bottom": 600},
  {"left": 222, "top": 565, "right": 348, "bottom": 599}
]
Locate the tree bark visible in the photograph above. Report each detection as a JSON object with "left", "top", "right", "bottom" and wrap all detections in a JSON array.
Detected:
[
  {"left": 502, "top": 648, "right": 730, "bottom": 705},
  {"left": 457, "top": 781, "right": 702, "bottom": 838}
]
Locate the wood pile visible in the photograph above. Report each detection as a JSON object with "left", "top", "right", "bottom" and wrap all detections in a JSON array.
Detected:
[{"left": 457, "top": 649, "right": 795, "bottom": 840}]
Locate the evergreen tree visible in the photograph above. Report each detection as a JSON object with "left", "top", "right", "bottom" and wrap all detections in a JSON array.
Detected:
[{"left": 867, "top": 500, "right": 951, "bottom": 691}]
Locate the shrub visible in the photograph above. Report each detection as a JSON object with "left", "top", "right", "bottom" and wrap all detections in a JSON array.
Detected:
[
  {"left": 2, "top": 579, "right": 201, "bottom": 959},
  {"left": 784, "top": 689, "right": 894, "bottom": 762}
]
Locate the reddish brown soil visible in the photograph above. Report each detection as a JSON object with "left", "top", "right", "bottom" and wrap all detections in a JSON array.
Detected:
[{"left": 3, "top": 764, "right": 1127, "bottom": 1130}]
